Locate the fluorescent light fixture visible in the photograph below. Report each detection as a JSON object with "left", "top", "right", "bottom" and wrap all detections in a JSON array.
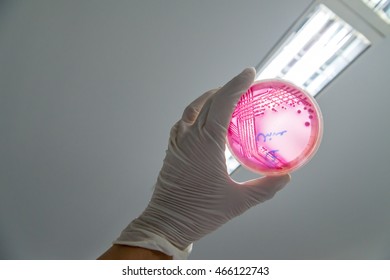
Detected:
[
  {"left": 361, "top": 0, "right": 390, "bottom": 23},
  {"left": 256, "top": 4, "right": 371, "bottom": 97},
  {"left": 225, "top": 2, "right": 371, "bottom": 175}
]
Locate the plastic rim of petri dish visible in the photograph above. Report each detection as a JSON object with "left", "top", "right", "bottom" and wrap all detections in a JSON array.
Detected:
[{"left": 227, "top": 79, "right": 323, "bottom": 175}]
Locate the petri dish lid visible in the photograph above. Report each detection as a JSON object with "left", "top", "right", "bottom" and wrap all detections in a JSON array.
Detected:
[{"left": 227, "top": 79, "right": 323, "bottom": 175}]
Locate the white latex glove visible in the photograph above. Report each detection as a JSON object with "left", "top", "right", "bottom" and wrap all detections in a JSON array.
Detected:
[{"left": 115, "top": 68, "right": 290, "bottom": 259}]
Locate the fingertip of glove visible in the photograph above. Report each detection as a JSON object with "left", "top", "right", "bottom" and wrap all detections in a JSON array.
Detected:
[
  {"left": 241, "top": 67, "right": 256, "bottom": 76},
  {"left": 240, "top": 173, "right": 291, "bottom": 189},
  {"left": 222, "top": 67, "right": 255, "bottom": 95},
  {"left": 239, "top": 67, "right": 256, "bottom": 81},
  {"left": 266, "top": 173, "right": 291, "bottom": 189}
]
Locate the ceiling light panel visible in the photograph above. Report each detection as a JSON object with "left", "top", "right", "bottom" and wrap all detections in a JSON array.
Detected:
[
  {"left": 256, "top": 3, "right": 371, "bottom": 97},
  {"left": 361, "top": 0, "right": 390, "bottom": 24}
]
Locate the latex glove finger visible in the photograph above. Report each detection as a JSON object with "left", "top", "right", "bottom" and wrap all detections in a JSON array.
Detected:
[
  {"left": 237, "top": 174, "right": 291, "bottom": 206},
  {"left": 201, "top": 67, "right": 255, "bottom": 133},
  {"left": 176, "top": 88, "right": 219, "bottom": 142},
  {"left": 181, "top": 88, "right": 219, "bottom": 124}
]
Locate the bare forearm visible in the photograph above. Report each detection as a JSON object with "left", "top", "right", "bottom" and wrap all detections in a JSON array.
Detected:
[{"left": 97, "top": 244, "right": 173, "bottom": 260}]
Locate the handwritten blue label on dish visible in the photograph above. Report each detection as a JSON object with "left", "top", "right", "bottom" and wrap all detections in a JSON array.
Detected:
[{"left": 256, "top": 130, "right": 287, "bottom": 142}]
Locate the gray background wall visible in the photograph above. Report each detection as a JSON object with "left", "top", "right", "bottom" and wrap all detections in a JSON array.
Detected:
[{"left": 1, "top": 0, "right": 389, "bottom": 259}]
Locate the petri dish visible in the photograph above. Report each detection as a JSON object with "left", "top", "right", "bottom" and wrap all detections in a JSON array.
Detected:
[{"left": 227, "top": 79, "right": 323, "bottom": 175}]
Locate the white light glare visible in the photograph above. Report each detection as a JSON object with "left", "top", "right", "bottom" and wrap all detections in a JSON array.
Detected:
[
  {"left": 256, "top": 4, "right": 371, "bottom": 96},
  {"left": 225, "top": 148, "right": 240, "bottom": 175},
  {"left": 361, "top": 0, "right": 390, "bottom": 24}
]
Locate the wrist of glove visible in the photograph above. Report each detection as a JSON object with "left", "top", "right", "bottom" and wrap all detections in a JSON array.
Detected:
[{"left": 115, "top": 68, "right": 290, "bottom": 259}]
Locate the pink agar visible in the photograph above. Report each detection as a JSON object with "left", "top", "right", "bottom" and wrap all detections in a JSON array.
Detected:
[{"left": 227, "top": 79, "right": 323, "bottom": 175}]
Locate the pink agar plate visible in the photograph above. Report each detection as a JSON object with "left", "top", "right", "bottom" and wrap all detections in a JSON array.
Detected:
[{"left": 227, "top": 79, "right": 323, "bottom": 175}]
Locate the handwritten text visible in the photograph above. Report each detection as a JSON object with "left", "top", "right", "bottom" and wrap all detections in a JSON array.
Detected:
[{"left": 256, "top": 130, "right": 287, "bottom": 142}]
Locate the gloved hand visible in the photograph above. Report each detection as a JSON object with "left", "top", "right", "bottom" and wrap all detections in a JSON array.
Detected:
[{"left": 115, "top": 68, "right": 290, "bottom": 259}]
